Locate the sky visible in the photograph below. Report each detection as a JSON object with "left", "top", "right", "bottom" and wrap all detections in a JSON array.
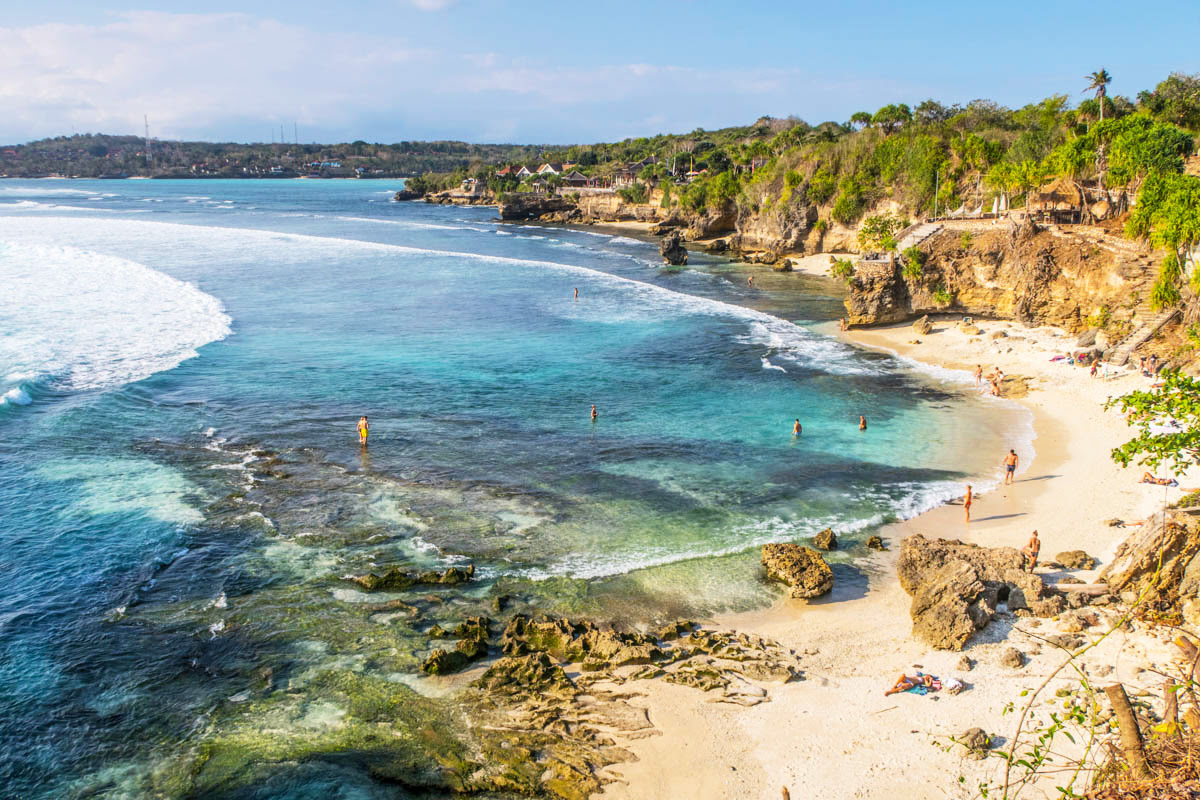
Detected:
[{"left": 0, "top": 1, "right": 1196, "bottom": 145}]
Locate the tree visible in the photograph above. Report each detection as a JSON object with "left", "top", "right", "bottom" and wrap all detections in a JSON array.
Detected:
[
  {"left": 1126, "top": 172, "right": 1200, "bottom": 312},
  {"left": 1084, "top": 69, "right": 1113, "bottom": 121},
  {"left": 1013, "top": 160, "right": 1046, "bottom": 213},
  {"left": 1107, "top": 371, "right": 1200, "bottom": 474},
  {"left": 871, "top": 104, "right": 912, "bottom": 135},
  {"left": 849, "top": 111, "right": 872, "bottom": 130}
]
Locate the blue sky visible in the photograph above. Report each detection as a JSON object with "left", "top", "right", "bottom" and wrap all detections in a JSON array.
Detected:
[{"left": 0, "top": 1, "right": 1195, "bottom": 144}]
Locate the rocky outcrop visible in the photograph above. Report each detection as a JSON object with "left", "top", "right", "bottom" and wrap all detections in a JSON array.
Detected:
[
  {"left": 659, "top": 230, "right": 688, "bottom": 265},
  {"left": 813, "top": 528, "right": 837, "bottom": 550},
  {"left": 844, "top": 219, "right": 1161, "bottom": 332},
  {"left": 346, "top": 564, "right": 474, "bottom": 592},
  {"left": 734, "top": 198, "right": 818, "bottom": 252},
  {"left": 761, "top": 543, "right": 834, "bottom": 599},
  {"left": 1056, "top": 550, "right": 1097, "bottom": 569},
  {"left": 393, "top": 188, "right": 422, "bottom": 201},
  {"left": 497, "top": 194, "right": 574, "bottom": 220},
  {"left": 422, "top": 616, "right": 492, "bottom": 674},
  {"left": 1102, "top": 515, "right": 1200, "bottom": 610},
  {"left": 899, "top": 534, "right": 1064, "bottom": 649}
]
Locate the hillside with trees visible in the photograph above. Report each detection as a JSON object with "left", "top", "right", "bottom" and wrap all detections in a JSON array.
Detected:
[{"left": 0, "top": 134, "right": 555, "bottom": 179}]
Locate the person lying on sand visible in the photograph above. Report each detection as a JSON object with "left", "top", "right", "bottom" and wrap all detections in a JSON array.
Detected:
[
  {"left": 884, "top": 673, "right": 934, "bottom": 696},
  {"left": 1142, "top": 472, "right": 1178, "bottom": 486}
]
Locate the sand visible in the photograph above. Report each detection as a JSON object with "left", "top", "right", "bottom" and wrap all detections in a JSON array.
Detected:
[{"left": 597, "top": 317, "right": 1189, "bottom": 799}]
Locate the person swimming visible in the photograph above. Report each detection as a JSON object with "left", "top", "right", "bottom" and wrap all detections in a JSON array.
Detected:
[
  {"left": 792, "top": 419, "right": 802, "bottom": 436},
  {"left": 858, "top": 415, "right": 867, "bottom": 431},
  {"left": 357, "top": 415, "right": 369, "bottom": 446}
]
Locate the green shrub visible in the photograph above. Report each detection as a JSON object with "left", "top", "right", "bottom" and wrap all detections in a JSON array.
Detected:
[
  {"left": 806, "top": 168, "right": 837, "bottom": 205},
  {"left": 901, "top": 246, "right": 926, "bottom": 279},
  {"left": 932, "top": 284, "right": 953, "bottom": 306},
  {"left": 959, "top": 232, "right": 973, "bottom": 249},
  {"left": 1085, "top": 306, "right": 1111, "bottom": 328},
  {"left": 857, "top": 213, "right": 906, "bottom": 251},
  {"left": 618, "top": 181, "right": 649, "bottom": 204},
  {"left": 813, "top": 218, "right": 829, "bottom": 232},
  {"left": 829, "top": 257, "right": 854, "bottom": 283}
]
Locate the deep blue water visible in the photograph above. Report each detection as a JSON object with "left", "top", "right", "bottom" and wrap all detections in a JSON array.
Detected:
[{"left": 0, "top": 179, "right": 1031, "bottom": 797}]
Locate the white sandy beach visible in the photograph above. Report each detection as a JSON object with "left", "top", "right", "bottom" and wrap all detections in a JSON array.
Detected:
[{"left": 598, "top": 317, "right": 1188, "bottom": 800}]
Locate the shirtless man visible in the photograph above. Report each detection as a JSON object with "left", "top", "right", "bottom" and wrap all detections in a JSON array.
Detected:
[
  {"left": 574, "top": 287, "right": 578, "bottom": 300},
  {"left": 590, "top": 404, "right": 598, "bottom": 421},
  {"left": 357, "top": 415, "right": 369, "bottom": 447},
  {"left": 792, "top": 419, "right": 802, "bottom": 436},
  {"left": 1021, "top": 530, "right": 1041, "bottom": 572},
  {"left": 964, "top": 484, "right": 973, "bottom": 522},
  {"left": 748, "top": 275, "right": 754, "bottom": 287},
  {"left": 859, "top": 415, "right": 867, "bottom": 431},
  {"left": 1003, "top": 449, "right": 1018, "bottom": 485},
  {"left": 975, "top": 365, "right": 983, "bottom": 386}
]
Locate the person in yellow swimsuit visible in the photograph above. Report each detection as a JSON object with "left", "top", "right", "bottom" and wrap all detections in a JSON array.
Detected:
[{"left": 357, "top": 415, "right": 369, "bottom": 446}]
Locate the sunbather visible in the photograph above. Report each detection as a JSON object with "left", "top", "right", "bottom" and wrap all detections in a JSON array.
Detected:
[
  {"left": 884, "top": 673, "right": 934, "bottom": 696},
  {"left": 1142, "top": 472, "right": 1178, "bottom": 486}
]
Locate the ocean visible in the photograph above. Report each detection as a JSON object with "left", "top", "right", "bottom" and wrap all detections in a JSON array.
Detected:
[{"left": 0, "top": 179, "right": 1031, "bottom": 797}]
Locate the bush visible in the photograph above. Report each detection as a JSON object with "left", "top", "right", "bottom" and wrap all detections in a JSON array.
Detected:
[
  {"left": 959, "top": 232, "right": 974, "bottom": 249},
  {"left": 1085, "top": 306, "right": 1111, "bottom": 328},
  {"left": 829, "top": 257, "right": 854, "bottom": 283},
  {"left": 932, "top": 284, "right": 953, "bottom": 306},
  {"left": 901, "top": 246, "right": 926, "bottom": 279},
  {"left": 618, "top": 181, "right": 649, "bottom": 204},
  {"left": 806, "top": 168, "right": 837, "bottom": 204},
  {"left": 857, "top": 213, "right": 907, "bottom": 251},
  {"left": 813, "top": 218, "right": 828, "bottom": 232}
]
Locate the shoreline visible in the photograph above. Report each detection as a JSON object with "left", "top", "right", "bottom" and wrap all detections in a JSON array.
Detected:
[{"left": 598, "top": 317, "right": 1185, "bottom": 799}]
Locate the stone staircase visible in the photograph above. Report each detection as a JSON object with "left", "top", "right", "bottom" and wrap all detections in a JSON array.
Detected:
[
  {"left": 895, "top": 222, "right": 944, "bottom": 253},
  {"left": 1106, "top": 305, "right": 1179, "bottom": 366}
]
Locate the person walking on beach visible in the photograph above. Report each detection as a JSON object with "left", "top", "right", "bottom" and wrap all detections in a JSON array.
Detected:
[
  {"left": 963, "top": 484, "right": 973, "bottom": 522},
  {"left": 858, "top": 415, "right": 867, "bottom": 431},
  {"left": 590, "top": 404, "right": 598, "bottom": 421},
  {"left": 357, "top": 415, "right": 369, "bottom": 447},
  {"left": 792, "top": 419, "right": 802, "bottom": 436},
  {"left": 975, "top": 365, "right": 983, "bottom": 386},
  {"left": 1003, "top": 449, "right": 1018, "bottom": 485},
  {"left": 1021, "top": 530, "right": 1041, "bottom": 572}
]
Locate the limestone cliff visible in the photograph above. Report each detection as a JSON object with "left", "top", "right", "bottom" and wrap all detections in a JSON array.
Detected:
[{"left": 844, "top": 218, "right": 1161, "bottom": 331}]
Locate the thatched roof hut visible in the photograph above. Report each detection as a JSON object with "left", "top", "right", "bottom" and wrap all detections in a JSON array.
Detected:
[{"left": 1033, "top": 177, "right": 1083, "bottom": 211}]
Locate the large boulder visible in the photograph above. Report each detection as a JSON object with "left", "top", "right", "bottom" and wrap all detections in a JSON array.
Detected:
[
  {"left": 660, "top": 230, "right": 688, "bottom": 265},
  {"left": 813, "top": 528, "right": 838, "bottom": 551},
  {"left": 898, "top": 534, "right": 1022, "bottom": 594},
  {"left": 913, "top": 315, "right": 933, "bottom": 335},
  {"left": 909, "top": 560, "right": 990, "bottom": 649},
  {"left": 1102, "top": 516, "right": 1200, "bottom": 603},
  {"left": 497, "top": 194, "right": 573, "bottom": 220},
  {"left": 762, "top": 543, "right": 833, "bottom": 599},
  {"left": 1056, "top": 550, "right": 1096, "bottom": 570},
  {"left": 899, "top": 534, "right": 1060, "bottom": 650}
]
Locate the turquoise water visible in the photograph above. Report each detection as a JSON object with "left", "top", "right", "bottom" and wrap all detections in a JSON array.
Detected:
[{"left": 0, "top": 180, "right": 1031, "bottom": 796}]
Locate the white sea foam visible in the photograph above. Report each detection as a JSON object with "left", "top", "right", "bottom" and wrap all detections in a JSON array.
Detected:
[{"left": 0, "top": 240, "right": 232, "bottom": 399}]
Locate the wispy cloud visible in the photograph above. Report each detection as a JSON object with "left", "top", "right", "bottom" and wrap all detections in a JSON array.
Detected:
[
  {"left": 409, "top": 0, "right": 457, "bottom": 9},
  {"left": 0, "top": 11, "right": 919, "bottom": 143}
]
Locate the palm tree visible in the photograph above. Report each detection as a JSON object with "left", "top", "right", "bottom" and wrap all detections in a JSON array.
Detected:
[{"left": 1084, "top": 69, "right": 1113, "bottom": 121}]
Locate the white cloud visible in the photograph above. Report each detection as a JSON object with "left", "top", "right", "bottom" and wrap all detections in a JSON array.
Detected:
[
  {"left": 409, "top": 0, "right": 457, "bottom": 9},
  {"left": 0, "top": 11, "right": 920, "bottom": 144}
]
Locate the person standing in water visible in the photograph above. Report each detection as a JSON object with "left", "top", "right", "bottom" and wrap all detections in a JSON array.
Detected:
[
  {"left": 858, "top": 415, "right": 867, "bottom": 431},
  {"left": 975, "top": 365, "right": 983, "bottom": 386},
  {"left": 963, "top": 484, "right": 973, "bottom": 522},
  {"left": 357, "top": 415, "right": 369, "bottom": 447},
  {"left": 748, "top": 275, "right": 754, "bottom": 287},
  {"left": 574, "top": 287, "right": 579, "bottom": 301},
  {"left": 1003, "top": 449, "right": 1018, "bottom": 485},
  {"left": 792, "top": 419, "right": 802, "bottom": 436},
  {"left": 590, "top": 404, "right": 598, "bottom": 421}
]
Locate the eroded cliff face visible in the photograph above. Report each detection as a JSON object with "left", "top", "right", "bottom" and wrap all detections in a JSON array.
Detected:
[
  {"left": 844, "top": 219, "right": 1159, "bottom": 331},
  {"left": 732, "top": 201, "right": 817, "bottom": 253}
]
